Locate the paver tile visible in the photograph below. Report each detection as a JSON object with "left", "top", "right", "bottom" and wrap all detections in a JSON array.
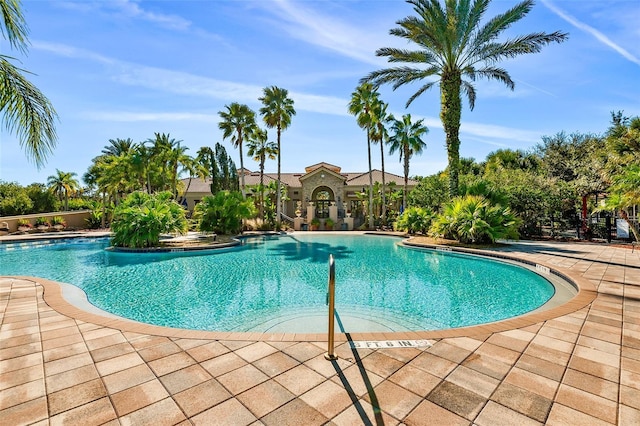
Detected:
[
  {"left": 331, "top": 398, "right": 400, "bottom": 426},
  {"left": 299, "top": 379, "right": 354, "bottom": 418},
  {"left": 274, "top": 364, "right": 326, "bottom": 395},
  {"left": 363, "top": 380, "right": 421, "bottom": 420},
  {"left": 237, "top": 380, "right": 295, "bottom": 418},
  {"left": 261, "top": 398, "right": 327, "bottom": 426},
  {"left": 49, "top": 396, "right": 117, "bottom": 426},
  {"left": 427, "top": 380, "right": 486, "bottom": 421},
  {"left": 191, "top": 397, "right": 256, "bottom": 426},
  {"left": 173, "top": 378, "right": 231, "bottom": 417},
  {"left": 403, "top": 399, "right": 469, "bottom": 426},
  {"left": 252, "top": 351, "right": 299, "bottom": 377},
  {"left": 111, "top": 379, "right": 169, "bottom": 416},
  {"left": 147, "top": 352, "right": 196, "bottom": 376},
  {"left": 118, "top": 397, "right": 186, "bottom": 426},
  {"left": 218, "top": 363, "right": 269, "bottom": 394},
  {"left": 475, "top": 401, "right": 542, "bottom": 426},
  {"left": 47, "top": 378, "right": 108, "bottom": 416},
  {"left": 492, "top": 382, "right": 552, "bottom": 423},
  {"left": 159, "top": 363, "right": 211, "bottom": 394}
]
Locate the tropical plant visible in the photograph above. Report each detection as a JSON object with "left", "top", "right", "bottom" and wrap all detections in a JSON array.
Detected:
[
  {"left": 395, "top": 206, "right": 434, "bottom": 234},
  {"left": 1, "top": 0, "right": 58, "bottom": 167},
  {"left": 430, "top": 195, "right": 520, "bottom": 244},
  {"left": 387, "top": 114, "right": 428, "bottom": 211},
  {"left": 218, "top": 103, "right": 257, "bottom": 197},
  {"left": 363, "top": 0, "right": 567, "bottom": 197},
  {"left": 17, "top": 218, "right": 31, "bottom": 228},
  {"left": 50, "top": 216, "right": 66, "bottom": 227},
  {"left": 194, "top": 190, "right": 256, "bottom": 235},
  {"left": 246, "top": 127, "right": 278, "bottom": 221},
  {"left": 47, "top": 169, "right": 80, "bottom": 211},
  {"left": 110, "top": 192, "right": 188, "bottom": 248},
  {"left": 259, "top": 86, "right": 295, "bottom": 225},
  {"left": 324, "top": 217, "right": 334, "bottom": 230},
  {"left": 34, "top": 216, "right": 49, "bottom": 227},
  {"left": 85, "top": 209, "right": 103, "bottom": 229},
  {"left": 348, "top": 82, "right": 381, "bottom": 229}
]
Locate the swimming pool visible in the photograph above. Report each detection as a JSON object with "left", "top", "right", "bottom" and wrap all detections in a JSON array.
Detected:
[{"left": 0, "top": 234, "right": 557, "bottom": 332}]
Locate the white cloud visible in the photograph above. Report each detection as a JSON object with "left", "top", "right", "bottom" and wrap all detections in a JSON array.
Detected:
[
  {"left": 261, "top": 0, "right": 390, "bottom": 66},
  {"left": 542, "top": 0, "right": 640, "bottom": 66},
  {"left": 35, "top": 40, "right": 544, "bottom": 144}
]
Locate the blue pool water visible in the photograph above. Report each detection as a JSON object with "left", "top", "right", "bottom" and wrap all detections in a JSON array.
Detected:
[{"left": 0, "top": 234, "right": 555, "bottom": 332}]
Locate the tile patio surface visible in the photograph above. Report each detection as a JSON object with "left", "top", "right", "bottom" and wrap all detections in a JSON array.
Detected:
[{"left": 1, "top": 238, "right": 640, "bottom": 425}]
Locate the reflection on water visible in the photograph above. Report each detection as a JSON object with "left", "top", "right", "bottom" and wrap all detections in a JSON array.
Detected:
[{"left": 0, "top": 234, "right": 555, "bottom": 332}]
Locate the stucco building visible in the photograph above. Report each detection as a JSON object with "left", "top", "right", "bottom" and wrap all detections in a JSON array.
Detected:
[{"left": 181, "top": 162, "right": 418, "bottom": 229}]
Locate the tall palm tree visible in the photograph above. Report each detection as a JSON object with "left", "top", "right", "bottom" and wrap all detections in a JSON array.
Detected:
[
  {"left": 363, "top": 0, "right": 568, "bottom": 197},
  {"left": 371, "top": 100, "right": 390, "bottom": 224},
  {"left": 1, "top": 0, "right": 58, "bottom": 167},
  {"left": 349, "top": 83, "right": 380, "bottom": 229},
  {"left": 387, "top": 114, "right": 428, "bottom": 211},
  {"left": 247, "top": 127, "right": 278, "bottom": 220},
  {"left": 218, "top": 103, "right": 257, "bottom": 197},
  {"left": 47, "top": 169, "right": 79, "bottom": 211},
  {"left": 101, "top": 138, "right": 136, "bottom": 157},
  {"left": 259, "top": 86, "right": 295, "bottom": 224}
]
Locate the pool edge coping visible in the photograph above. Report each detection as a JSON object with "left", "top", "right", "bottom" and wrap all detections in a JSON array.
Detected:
[{"left": 7, "top": 239, "right": 597, "bottom": 342}]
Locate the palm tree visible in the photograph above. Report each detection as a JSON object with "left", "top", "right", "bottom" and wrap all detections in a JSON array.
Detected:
[
  {"left": 371, "top": 100, "right": 390, "bottom": 224},
  {"left": 218, "top": 103, "right": 257, "bottom": 197},
  {"left": 47, "top": 169, "right": 79, "bottom": 211},
  {"left": 363, "top": 0, "right": 568, "bottom": 197},
  {"left": 1, "top": 0, "right": 58, "bottom": 167},
  {"left": 246, "top": 127, "right": 278, "bottom": 220},
  {"left": 259, "top": 86, "right": 295, "bottom": 224},
  {"left": 349, "top": 83, "right": 380, "bottom": 229},
  {"left": 387, "top": 114, "right": 428, "bottom": 211},
  {"left": 101, "top": 138, "right": 136, "bottom": 157}
]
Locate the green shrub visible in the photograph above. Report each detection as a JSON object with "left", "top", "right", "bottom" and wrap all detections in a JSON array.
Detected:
[
  {"left": 194, "top": 191, "right": 256, "bottom": 235},
  {"left": 430, "top": 195, "right": 520, "bottom": 244},
  {"left": 395, "top": 207, "right": 434, "bottom": 234},
  {"left": 111, "top": 192, "right": 188, "bottom": 248}
]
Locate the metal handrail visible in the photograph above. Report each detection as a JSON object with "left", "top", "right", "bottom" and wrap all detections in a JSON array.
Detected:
[{"left": 325, "top": 254, "right": 338, "bottom": 360}]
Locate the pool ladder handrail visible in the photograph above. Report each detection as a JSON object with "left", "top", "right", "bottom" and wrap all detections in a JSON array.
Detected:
[{"left": 325, "top": 254, "right": 338, "bottom": 361}]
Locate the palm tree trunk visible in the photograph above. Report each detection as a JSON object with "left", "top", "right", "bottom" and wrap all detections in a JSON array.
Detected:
[
  {"left": 441, "top": 72, "right": 462, "bottom": 198},
  {"left": 403, "top": 145, "right": 410, "bottom": 211},
  {"left": 380, "top": 138, "right": 387, "bottom": 225},
  {"left": 259, "top": 159, "right": 265, "bottom": 221},
  {"left": 367, "top": 129, "right": 374, "bottom": 229},
  {"left": 276, "top": 125, "right": 282, "bottom": 227},
  {"left": 238, "top": 134, "right": 246, "bottom": 198}
]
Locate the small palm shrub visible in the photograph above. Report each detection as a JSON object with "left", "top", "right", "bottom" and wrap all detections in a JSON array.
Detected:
[
  {"left": 194, "top": 191, "right": 256, "bottom": 235},
  {"left": 430, "top": 195, "right": 520, "bottom": 244},
  {"left": 50, "top": 216, "right": 66, "bottom": 227},
  {"left": 85, "top": 210, "right": 103, "bottom": 229},
  {"left": 111, "top": 192, "right": 188, "bottom": 248},
  {"left": 395, "top": 207, "right": 435, "bottom": 234},
  {"left": 35, "top": 217, "right": 50, "bottom": 227}
]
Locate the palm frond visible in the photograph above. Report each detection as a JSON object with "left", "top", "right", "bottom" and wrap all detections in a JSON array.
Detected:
[
  {"left": 460, "top": 80, "right": 477, "bottom": 110},
  {"left": 0, "top": 56, "right": 58, "bottom": 167},
  {"left": 406, "top": 81, "right": 437, "bottom": 107}
]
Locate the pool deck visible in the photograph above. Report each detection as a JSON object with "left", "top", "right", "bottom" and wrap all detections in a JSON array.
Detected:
[{"left": 1, "top": 237, "right": 639, "bottom": 425}]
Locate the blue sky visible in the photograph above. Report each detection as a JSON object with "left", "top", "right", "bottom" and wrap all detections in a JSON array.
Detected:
[{"left": 1, "top": 0, "right": 639, "bottom": 186}]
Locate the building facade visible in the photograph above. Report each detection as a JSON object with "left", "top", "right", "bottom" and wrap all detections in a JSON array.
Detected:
[{"left": 181, "top": 162, "right": 419, "bottom": 228}]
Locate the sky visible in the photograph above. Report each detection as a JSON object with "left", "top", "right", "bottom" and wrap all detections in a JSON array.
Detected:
[{"left": 1, "top": 0, "right": 639, "bottom": 187}]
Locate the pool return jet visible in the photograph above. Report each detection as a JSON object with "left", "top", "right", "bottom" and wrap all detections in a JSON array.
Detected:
[{"left": 325, "top": 254, "right": 338, "bottom": 360}]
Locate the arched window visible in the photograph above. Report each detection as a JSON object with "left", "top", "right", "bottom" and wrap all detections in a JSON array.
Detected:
[{"left": 312, "top": 186, "right": 334, "bottom": 218}]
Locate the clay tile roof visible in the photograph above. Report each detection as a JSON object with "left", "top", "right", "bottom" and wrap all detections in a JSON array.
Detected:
[{"left": 304, "top": 162, "right": 341, "bottom": 174}]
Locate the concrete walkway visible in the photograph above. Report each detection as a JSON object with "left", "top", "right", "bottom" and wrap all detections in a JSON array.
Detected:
[{"left": 1, "top": 240, "right": 639, "bottom": 425}]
